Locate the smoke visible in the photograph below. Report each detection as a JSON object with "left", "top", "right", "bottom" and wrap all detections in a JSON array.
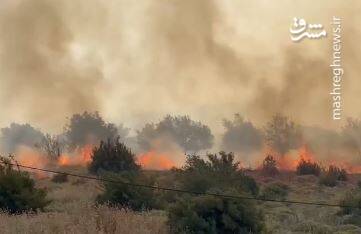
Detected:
[
  {"left": 0, "top": 123, "right": 44, "bottom": 154},
  {"left": 0, "top": 0, "right": 360, "bottom": 168}
]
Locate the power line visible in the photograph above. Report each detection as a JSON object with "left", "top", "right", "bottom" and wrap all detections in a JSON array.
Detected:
[{"left": 0, "top": 161, "right": 357, "bottom": 209}]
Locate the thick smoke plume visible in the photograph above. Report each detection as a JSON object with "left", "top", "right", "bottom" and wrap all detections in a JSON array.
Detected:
[{"left": 0, "top": 0, "right": 360, "bottom": 169}]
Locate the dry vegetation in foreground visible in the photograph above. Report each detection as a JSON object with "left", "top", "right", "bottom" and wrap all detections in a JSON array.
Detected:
[
  {"left": 0, "top": 167, "right": 168, "bottom": 234},
  {"left": 0, "top": 165, "right": 361, "bottom": 233}
]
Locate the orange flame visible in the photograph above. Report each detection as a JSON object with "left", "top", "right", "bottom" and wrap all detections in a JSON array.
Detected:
[
  {"left": 58, "top": 144, "right": 94, "bottom": 166},
  {"left": 138, "top": 150, "right": 175, "bottom": 170},
  {"left": 15, "top": 146, "right": 49, "bottom": 178}
]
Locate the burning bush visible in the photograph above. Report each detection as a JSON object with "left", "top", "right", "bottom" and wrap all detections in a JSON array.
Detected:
[
  {"left": 167, "top": 193, "right": 264, "bottom": 233},
  {"left": 175, "top": 152, "right": 259, "bottom": 196},
  {"left": 260, "top": 182, "right": 289, "bottom": 201},
  {"left": 296, "top": 159, "right": 321, "bottom": 176},
  {"left": 0, "top": 157, "right": 50, "bottom": 214},
  {"left": 319, "top": 165, "right": 347, "bottom": 187},
  {"left": 88, "top": 137, "right": 140, "bottom": 175},
  {"left": 261, "top": 155, "right": 279, "bottom": 176},
  {"left": 97, "top": 171, "right": 158, "bottom": 211}
]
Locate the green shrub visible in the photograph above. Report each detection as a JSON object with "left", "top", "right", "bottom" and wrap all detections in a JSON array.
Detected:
[
  {"left": 89, "top": 137, "right": 140, "bottom": 175},
  {"left": 261, "top": 155, "right": 279, "bottom": 176},
  {"left": 260, "top": 182, "right": 289, "bottom": 201},
  {"left": 176, "top": 152, "right": 259, "bottom": 196},
  {"left": 296, "top": 159, "right": 321, "bottom": 176},
  {"left": 319, "top": 165, "right": 348, "bottom": 187},
  {"left": 97, "top": 171, "right": 157, "bottom": 211},
  {"left": 51, "top": 173, "right": 68, "bottom": 183},
  {"left": 0, "top": 157, "right": 50, "bottom": 214},
  {"left": 168, "top": 194, "right": 264, "bottom": 234}
]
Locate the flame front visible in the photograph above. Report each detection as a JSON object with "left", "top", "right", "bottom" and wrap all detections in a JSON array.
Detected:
[
  {"left": 138, "top": 150, "right": 175, "bottom": 170},
  {"left": 57, "top": 144, "right": 94, "bottom": 166}
]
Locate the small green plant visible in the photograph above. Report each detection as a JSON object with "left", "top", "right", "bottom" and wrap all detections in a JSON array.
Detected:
[
  {"left": 296, "top": 159, "right": 321, "bottom": 176},
  {"left": 261, "top": 155, "right": 279, "bottom": 176},
  {"left": 51, "top": 173, "right": 68, "bottom": 183},
  {"left": 89, "top": 137, "right": 140, "bottom": 175},
  {"left": 0, "top": 157, "right": 50, "bottom": 214},
  {"left": 260, "top": 182, "right": 289, "bottom": 201},
  {"left": 167, "top": 193, "right": 265, "bottom": 234}
]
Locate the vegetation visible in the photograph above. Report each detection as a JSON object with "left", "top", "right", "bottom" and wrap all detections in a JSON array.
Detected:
[
  {"left": 0, "top": 157, "right": 50, "bottom": 214},
  {"left": 137, "top": 115, "right": 214, "bottom": 153},
  {"left": 64, "top": 111, "right": 119, "bottom": 148},
  {"left": 260, "top": 182, "right": 289, "bottom": 201},
  {"left": 88, "top": 137, "right": 140, "bottom": 175},
  {"left": 168, "top": 194, "right": 264, "bottom": 234},
  {"left": 261, "top": 155, "right": 279, "bottom": 176},
  {"left": 264, "top": 114, "right": 302, "bottom": 156},
  {"left": 0, "top": 123, "right": 44, "bottom": 154},
  {"left": 51, "top": 173, "right": 68, "bottom": 183},
  {"left": 296, "top": 159, "right": 321, "bottom": 176},
  {"left": 339, "top": 190, "right": 361, "bottom": 227},
  {"left": 222, "top": 114, "right": 262, "bottom": 153},
  {"left": 319, "top": 165, "right": 347, "bottom": 187},
  {"left": 97, "top": 171, "right": 157, "bottom": 211},
  {"left": 175, "top": 152, "right": 259, "bottom": 196}
]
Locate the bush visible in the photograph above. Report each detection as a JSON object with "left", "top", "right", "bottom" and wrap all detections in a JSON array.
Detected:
[
  {"left": 0, "top": 157, "right": 50, "bottom": 213},
  {"left": 296, "top": 159, "right": 321, "bottom": 176},
  {"left": 97, "top": 171, "right": 158, "bottom": 211},
  {"left": 51, "top": 173, "right": 68, "bottom": 183},
  {"left": 176, "top": 152, "right": 259, "bottom": 196},
  {"left": 260, "top": 182, "right": 289, "bottom": 201},
  {"left": 88, "top": 137, "right": 140, "bottom": 175},
  {"left": 261, "top": 155, "right": 279, "bottom": 176},
  {"left": 168, "top": 194, "right": 264, "bottom": 234},
  {"left": 319, "top": 165, "right": 347, "bottom": 187}
]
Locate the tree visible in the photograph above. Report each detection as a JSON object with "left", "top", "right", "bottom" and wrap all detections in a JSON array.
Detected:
[
  {"left": 0, "top": 157, "right": 50, "bottom": 213},
  {"left": 137, "top": 115, "right": 214, "bottom": 153},
  {"left": 0, "top": 123, "right": 44, "bottom": 154},
  {"left": 38, "top": 134, "right": 64, "bottom": 158},
  {"left": 88, "top": 137, "right": 140, "bottom": 175},
  {"left": 64, "top": 111, "right": 119, "bottom": 148},
  {"left": 222, "top": 114, "right": 262, "bottom": 153},
  {"left": 264, "top": 114, "right": 302, "bottom": 156}
]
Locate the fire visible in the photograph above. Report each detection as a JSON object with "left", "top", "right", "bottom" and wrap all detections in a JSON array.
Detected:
[
  {"left": 138, "top": 150, "right": 175, "bottom": 170},
  {"left": 14, "top": 146, "right": 49, "bottom": 178},
  {"left": 58, "top": 144, "right": 94, "bottom": 166},
  {"left": 267, "top": 145, "right": 316, "bottom": 171}
]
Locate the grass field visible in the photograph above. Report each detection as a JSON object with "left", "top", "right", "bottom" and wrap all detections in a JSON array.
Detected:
[{"left": 0, "top": 166, "right": 360, "bottom": 234}]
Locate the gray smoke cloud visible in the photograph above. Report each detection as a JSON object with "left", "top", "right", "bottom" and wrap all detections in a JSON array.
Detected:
[{"left": 0, "top": 0, "right": 360, "bottom": 141}]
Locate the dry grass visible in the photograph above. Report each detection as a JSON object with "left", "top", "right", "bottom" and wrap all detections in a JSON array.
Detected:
[
  {"left": 0, "top": 205, "right": 168, "bottom": 234},
  {"left": 1, "top": 167, "right": 361, "bottom": 233},
  {"left": 0, "top": 167, "right": 168, "bottom": 234}
]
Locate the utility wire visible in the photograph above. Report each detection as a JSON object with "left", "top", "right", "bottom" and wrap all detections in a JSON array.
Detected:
[{"left": 0, "top": 161, "right": 357, "bottom": 209}]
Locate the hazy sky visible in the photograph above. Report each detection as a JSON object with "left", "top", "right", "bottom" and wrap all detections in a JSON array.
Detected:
[{"left": 0, "top": 0, "right": 360, "bottom": 134}]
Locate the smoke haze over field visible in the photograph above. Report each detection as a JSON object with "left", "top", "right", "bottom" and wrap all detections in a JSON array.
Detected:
[{"left": 0, "top": 0, "right": 360, "bottom": 135}]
